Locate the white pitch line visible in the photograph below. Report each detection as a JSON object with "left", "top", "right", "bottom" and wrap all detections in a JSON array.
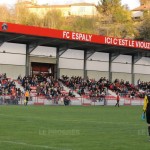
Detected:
[{"left": 0, "top": 140, "right": 71, "bottom": 150}]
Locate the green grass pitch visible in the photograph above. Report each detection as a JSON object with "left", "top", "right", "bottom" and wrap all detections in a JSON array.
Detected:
[{"left": 0, "top": 105, "right": 149, "bottom": 150}]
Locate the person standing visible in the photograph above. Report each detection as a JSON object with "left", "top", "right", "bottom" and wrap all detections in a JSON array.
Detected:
[
  {"left": 64, "top": 95, "right": 70, "bottom": 106},
  {"left": 24, "top": 90, "right": 30, "bottom": 106},
  {"left": 115, "top": 93, "right": 120, "bottom": 107},
  {"left": 143, "top": 92, "right": 150, "bottom": 141}
]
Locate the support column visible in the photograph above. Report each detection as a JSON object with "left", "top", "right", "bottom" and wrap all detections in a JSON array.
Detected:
[
  {"left": 56, "top": 47, "right": 60, "bottom": 79},
  {"left": 84, "top": 50, "right": 87, "bottom": 80},
  {"left": 25, "top": 44, "right": 30, "bottom": 76},
  {"left": 109, "top": 53, "right": 112, "bottom": 82},
  {"left": 131, "top": 55, "right": 135, "bottom": 85}
]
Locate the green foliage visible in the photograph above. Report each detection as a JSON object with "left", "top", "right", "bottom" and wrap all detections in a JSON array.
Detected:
[
  {"left": 96, "top": 0, "right": 135, "bottom": 38},
  {"left": 26, "top": 13, "right": 42, "bottom": 26},
  {"left": 97, "top": 0, "right": 121, "bottom": 15},
  {"left": 15, "top": 3, "right": 31, "bottom": 24},
  {"left": 136, "top": 15, "right": 150, "bottom": 41},
  {"left": 64, "top": 16, "right": 98, "bottom": 34},
  {"left": 0, "top": 4, "right": 12, "bottom": 22},
  {"left": 112, "top": 7, "right": 132, "bottom": 23},
  {"left": 43, "top": 9, "right": 64, "bottom": 29}
]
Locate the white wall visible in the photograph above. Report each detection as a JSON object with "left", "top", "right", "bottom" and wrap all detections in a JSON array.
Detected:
[
  {"left": 0, "top": 53, "right": 25, "bottom": 65},
  {"left": 59, "top": 58, "right": 84, "bottom": 69},
  {"left": 87, "top": 71, "right": 108, "bottom": 80},
  {"left": 87, "top": 52, "right": 109, "bottom": 71},
  {"left": 0, "top": 42, "right": 26, "bottom": 65},
  {"left": 30, "top": 46, "right": 56, "bottom": 57},
  {"left": 61, "top": 49, "right": 84, "bottom": 59},
  {"left": 112, "top": 73, "right": 131, "bottom": 83},
  {"left": 112, "top": 55, "right": 132, "bottom": 73},
  {"left": 88, "top": 52, "right": 109, "bottom": 61},
  {"left": 87, "top": 61, "right": 109, "bottom": 71},
  {"left": 0, "top": 64, "right": 25, "bottom": 79},
  {"left": 134, "top": 57, "right": 150, "bottom": 74},
  {"left": 135, "top": 74, "right": 150, "bottom": 83},
  {"left": 0, "top": 42, "right": 26, "bottom": 54},
  {"left": 1, "top": 43, "right": 150, "bottom": 82},
  {"left": 59, "top": 49, "right": 84, "bottom": 69},
  {"left": 60, "top": 69, "right": 83, "bottom": 78},
  {"left": 0, "top": 42, "right": 26, "bottom": 78}
]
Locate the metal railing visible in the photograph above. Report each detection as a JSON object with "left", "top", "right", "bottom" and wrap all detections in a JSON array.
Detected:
[{"left": 0, "top": 95, "right": 144, "bottom": 106}]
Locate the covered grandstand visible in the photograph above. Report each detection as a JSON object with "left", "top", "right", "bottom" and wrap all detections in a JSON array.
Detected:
[
  {"left": 0, "top": 22, "right": 150, "bottom": 106},
  {"left": 0, "top": 22, "right": 150, "bottom": 83}
]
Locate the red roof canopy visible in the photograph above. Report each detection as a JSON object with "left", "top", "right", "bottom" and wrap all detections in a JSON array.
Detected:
[{"left": 0, "top": 22, "right": 150, "bottom": 53}]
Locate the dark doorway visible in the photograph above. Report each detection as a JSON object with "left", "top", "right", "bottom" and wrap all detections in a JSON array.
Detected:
[{"left": 31, "top": 62, "right": 55, "bottom": 77}]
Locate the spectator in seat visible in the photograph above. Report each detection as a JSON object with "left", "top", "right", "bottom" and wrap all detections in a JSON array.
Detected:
[
  {"left": 36, "top": 84, "right": 41, "bottom": 96},
  {"left": 64, "top": 95, "right": 70, "bottom": 106},
  {"left": 68, "top": 90, "right": 75, "bottom": 97},
  {"left": 130, "top": 91, "right": 135, "bottom": 99},
  {"left": 99, "top": 91, "right": 106, "bottom": 102}
]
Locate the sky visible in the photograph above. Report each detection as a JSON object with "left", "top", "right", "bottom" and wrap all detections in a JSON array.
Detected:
[{"left": 0, "top": 0, "right": 140, "bottom": 10}]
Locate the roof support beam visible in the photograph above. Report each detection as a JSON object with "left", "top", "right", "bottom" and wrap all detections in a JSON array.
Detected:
[
  {"left": 97, "top": 46, "right": 117, "bottom": 52},
  {"left": 5, "top": 35, "right": 25, "bottom": 42},
  {"left": 58, "top": 48, "right": 68, "bottom": 57},
  {"left": 110, "top": 52, "right": 120, "bottom": 61},
  {"left": 85, "top": 49, "right": 95, "bottom": 60},
  {"left": 0, "top": 38, "right": 4, "bottom": 47},
  {"left": 58, "top": 45, "right": 68, "bottom": 56},
  {"left": 133, "top": 52, "right": 142, "bottom": 63},
  {"left": 0, "top": 35, "right": 25, "bottom": 46},
  {"left": 27, "top": 42, "right": 38, "bottom": 54},
  {"left": 58, "top": 42, "right": 89, "bottom": 57},
  {"left": 37, "top": 39, "right": 59, "bottom": 46}
]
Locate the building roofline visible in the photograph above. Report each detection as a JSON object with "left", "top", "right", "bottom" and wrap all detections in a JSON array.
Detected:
[{"left": 132, "top": 4, "right": 150, "bottom": 11}]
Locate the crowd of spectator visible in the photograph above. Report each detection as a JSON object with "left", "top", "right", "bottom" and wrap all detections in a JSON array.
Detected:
[
  {"left": 0, "top": 73, "right": 22, "bottom": 104},
  {"left": 1, "top": 72, "right": 150, "bottom": 105},
  {"left": 18, "top": 73, "right": 64, "bottom": 102},
  {"left": 60, "top": 75, "right": 148, "bottom": 99},
  {"left": 60, "top": 75, "right": 108, "bottom": 101}
]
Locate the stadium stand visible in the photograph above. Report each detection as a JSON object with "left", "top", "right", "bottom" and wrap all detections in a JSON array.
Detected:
[{"left": 0, "top": 72, "right": 148, "bottom": 106}]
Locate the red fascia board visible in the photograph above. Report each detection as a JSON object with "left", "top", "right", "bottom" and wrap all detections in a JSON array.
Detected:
[{"left": 0, "top": 22, "right": 150, "bottom": 50}]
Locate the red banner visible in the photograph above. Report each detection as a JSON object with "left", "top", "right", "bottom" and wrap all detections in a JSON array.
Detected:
[{"left": 0, "top": 22, "right": 150, "bottom": 50}]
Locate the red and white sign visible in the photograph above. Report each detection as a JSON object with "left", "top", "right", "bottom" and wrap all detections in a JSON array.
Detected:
[
  {"left": 104, "top": 37, "right": 150, "bottom": 49},
  {"left": 0, "top": 22, "right": 150, "bottom": 50},
  {"left": 62, "top": 31, "right": 92, "bottom": 42}
]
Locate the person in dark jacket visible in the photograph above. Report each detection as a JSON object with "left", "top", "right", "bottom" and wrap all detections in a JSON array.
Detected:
[
  {"left": 143, "top": 92, "right": 150, "bottom": 141},
  {"left": 115, "top": 93, "right": 120, "bottom": 107},
  {"left": 63, "top": 95, "right": 70, "bottom": 106}
]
